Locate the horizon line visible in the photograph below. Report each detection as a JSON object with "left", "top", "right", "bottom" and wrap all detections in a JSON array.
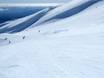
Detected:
[{"left": 0, "top": 3, "right": 64, "bottom": 7}]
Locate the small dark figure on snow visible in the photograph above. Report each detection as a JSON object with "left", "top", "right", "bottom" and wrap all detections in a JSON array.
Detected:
[
  {"left": 4, "top": 38, "right": 8, "bottom": 40},
  {"left": 9, "top": 40, "right": 11, "bottom": 44},
  {"left": 38, "top": 30, "right": 40, "bottom": 32},
  {"left": 22, "top": 36, "right": 26, "bottom": 39}
]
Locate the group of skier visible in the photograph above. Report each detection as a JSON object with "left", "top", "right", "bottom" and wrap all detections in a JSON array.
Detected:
[
  {"left": 3, "top": 30, "right": 41, "bottom": 44},
  {"left": 4, "top": 36, "right": 26, "bottom": 44}
]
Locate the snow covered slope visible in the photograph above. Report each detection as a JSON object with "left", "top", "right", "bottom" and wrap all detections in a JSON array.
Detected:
[
  {"left": 0, "top": 8, "right": 50, "bottom": 33},
  {"left": 0, "top": 0, "right": 101, "bottom": 33},
  {"left": 0, "top": 3, "right": 59, "bottom": 23},
  {"left": 0, "top": 0, "right": 104, "bottom": 78},
  {"left": 31, "top": 0, "right": 101, "bottom": 26}
]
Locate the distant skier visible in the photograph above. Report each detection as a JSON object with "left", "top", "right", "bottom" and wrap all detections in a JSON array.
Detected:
[
  {"left": 38, "top": 30, "right": 40, "bottom": 33},
  {"left": 4, "top": 38, "right": 8, "bottom": 40},
  {"left": 22, "top": 36, "right": 26, "bottom": 39},
  {"left": 9, "top": 40, "right": 11, "bottom": 44}
]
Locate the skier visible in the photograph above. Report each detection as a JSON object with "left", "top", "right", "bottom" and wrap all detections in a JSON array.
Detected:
[
  {"left": 4, "top": 38, "right": 8, "bottom": 40},
  {"left": 9, "top": 40, "right": 11, "bottom": 44},
  {"left": 22, "top": 36, "right": 26, "bottom": 39},
  {"left": 38, "top": 30, "right": 40, "bottom": 32}
]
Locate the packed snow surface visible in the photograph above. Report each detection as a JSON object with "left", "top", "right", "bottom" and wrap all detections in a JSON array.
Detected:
[{"left": 0, "top": 0, "right": 104, "bottom": 78}]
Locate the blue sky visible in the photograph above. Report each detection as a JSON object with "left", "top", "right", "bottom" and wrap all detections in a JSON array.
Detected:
[{"left": 0, "top": 0, "right": 69, "bottom": 3}]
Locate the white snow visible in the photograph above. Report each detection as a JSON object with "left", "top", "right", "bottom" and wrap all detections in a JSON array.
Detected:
[
  {"left": 31, "top": 0, "right": 97, "bottom": 26},
  {"left": 0, "top": 0, "right": 104, "bottom": 78}
]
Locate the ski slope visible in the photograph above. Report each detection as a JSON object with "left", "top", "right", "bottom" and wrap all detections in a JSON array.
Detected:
[{"left": 0, "top": 0, "right": 104, "bottom": 78}]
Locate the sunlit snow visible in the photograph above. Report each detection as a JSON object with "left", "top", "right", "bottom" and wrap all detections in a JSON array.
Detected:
[{"left": 0, "top": 0, "right": 104, "bottom": 78}]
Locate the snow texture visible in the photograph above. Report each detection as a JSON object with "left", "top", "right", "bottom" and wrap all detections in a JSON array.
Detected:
[{"left": 0, "top": 0, "right": 104, "bottom": 78}]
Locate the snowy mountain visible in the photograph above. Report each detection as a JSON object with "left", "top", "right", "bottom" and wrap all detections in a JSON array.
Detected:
[{"left": 0, "top": 0, "right": 104, "bottom": 78}]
